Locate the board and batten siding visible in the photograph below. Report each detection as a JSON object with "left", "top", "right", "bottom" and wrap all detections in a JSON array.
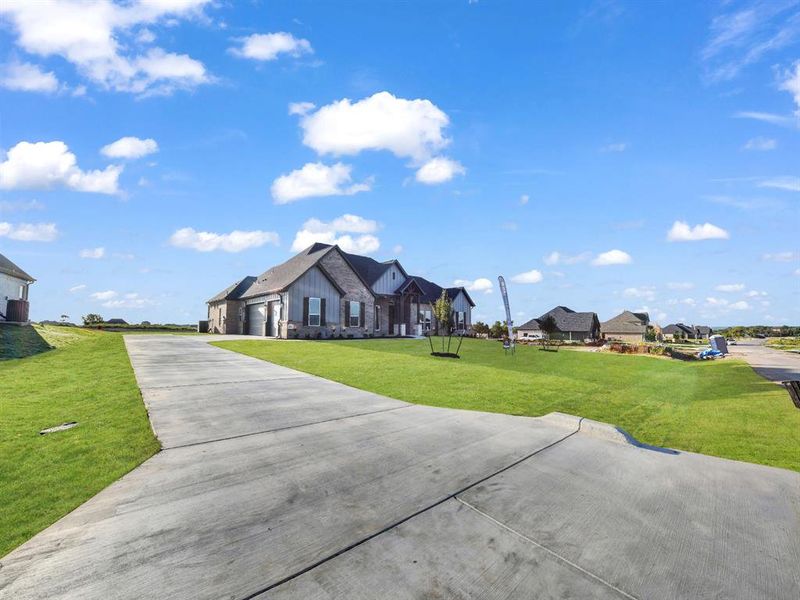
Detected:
[
  {"left": 371, "top": 263, "right": 404, "bottom": 294},
  {"left": 451, "top": 291, "right": 471, "bottom": 313},
  {"left": 287, "top": 266, "right": 340, "bottom": 324}
]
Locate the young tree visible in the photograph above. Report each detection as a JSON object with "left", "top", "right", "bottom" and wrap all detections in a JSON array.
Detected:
[
  {"left": 489, "top": 321, "right": 506, "bottom": 339},
  {"left": 60, "top": 314, "right": 70, "bottom": 323},
  {"left": 539, "top": 315, "right": 558, "bottom": 349},
  {"left": 82, "top": 313, "right": 104, "bottom": 326},
  {"left": 432, "top": 289, "right": 453, "bottom": 352}
]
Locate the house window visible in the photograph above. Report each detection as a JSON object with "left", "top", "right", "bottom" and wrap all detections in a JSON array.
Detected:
[
  {"left": 392, "top": 271, "right": 396, "bottom": 280},
  {"left": 456, "top": 311, "right": 465, "bottom": 329},
  {"left": 308, "top": 297, "right": 321, "bottom": 326},
  {"left": 420, "top": 309, "right": 432, "bottom": 331},
  {"left": 19, "top": 285, "right": 24, "bottom": 299},
  {"left": 375, "top": 305, "right": 381, "bottom": 330},
  {"left": 349, "top": 301, "right": 360, "bottom": 327}
]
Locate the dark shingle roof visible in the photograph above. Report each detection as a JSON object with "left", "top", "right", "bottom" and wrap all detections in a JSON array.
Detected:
[
  {"left": 662, "top": 323, "right": 694, "bottom": 335},
  {"left": 601, "top": 310, "right": 649, "bottom": 334},
  {"left": 519, "top": 306, "right": 598, "bottom": 333},
  {"left": 403, "top": 275, "right": 475, "bottom": 307},
  {"left": 0, "top": 253, "right": 35, "bottom": 282},
  {"left": 207, "top": 276, "right": 257, "bottom": 303},
  {"left": 340, "top": 251, "right": 398, "bottom": 285}
]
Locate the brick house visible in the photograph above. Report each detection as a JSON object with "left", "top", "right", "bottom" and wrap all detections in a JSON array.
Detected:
[
  {"left": 600, "top": 310, "right": 650, "bottom": 343},
  {"left": 206, "top": 243, "right": 475, "bottom": 338},
  {"left": 516, "top": 306, "right": 601, "bottom": 342}
]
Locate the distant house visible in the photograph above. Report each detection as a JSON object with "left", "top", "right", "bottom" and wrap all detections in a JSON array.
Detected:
[
  {"left": 206, "top": 243, "right": 475, "bottom": 338},
  {"left": 516, "top": 306, "right": 600, "bottom": 342},
  {"left": 662, "top": 323, "right": 696, "bottom": 340},
  {"left": 106, "top": 318, "right": 128, "bottom": 325},
  {"left": 601, "top": 311, "right": 650, "bottom": 343},
  {"left": 694, "top": 325, "right": 713, "bottom": 339},
  {"left": 0, "top": 253, "right": 35, "bottom": 322}
]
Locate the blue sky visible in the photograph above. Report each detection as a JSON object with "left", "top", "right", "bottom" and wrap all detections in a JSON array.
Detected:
[{"left": 0, "top": 0, "right": 798, "bottom": 327}]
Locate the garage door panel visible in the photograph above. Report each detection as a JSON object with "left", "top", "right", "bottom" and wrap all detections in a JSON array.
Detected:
[{"left": 246, "top": 303, "right": 265, "bottom": 336}]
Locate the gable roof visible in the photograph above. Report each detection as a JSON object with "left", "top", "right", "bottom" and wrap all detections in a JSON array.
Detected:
[
  {"left": 339, "top": 250, "right": 409, "bottom": 287},
  {"left": 0, "top": 253, "right": 35, "bottom": 282},
  {"left": 601, "top": 310, "right": 649, "bottom": 334},
  {"left": 207, "top": 276, "right": 257, "bottom": 304},
  {"left": 518, "top": 306, "right": 599, "bottom": 333},
  {"left": 239, "top": 243, "right": 345, "bottom": 299},
  {"left": 403, "top": 275, "right": 476, "bottom": 307},
  {"left": 662, "top": 323, "right": 695, "bottom": 335}
]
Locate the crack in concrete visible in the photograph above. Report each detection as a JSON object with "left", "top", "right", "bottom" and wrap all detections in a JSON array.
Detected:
[
  {"left": 244, "top": 424, "right": 582, "bottom": 600},
  {"left": 454, "top": 497, "right": 640, "bottom": 600}
]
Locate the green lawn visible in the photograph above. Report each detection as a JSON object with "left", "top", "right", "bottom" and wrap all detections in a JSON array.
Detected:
[
  {"left": 0, "top": 326, "right": 160, "bottom": 557},
  {"left": 216, "top": 337, "right": 800, "bottom": 472}
]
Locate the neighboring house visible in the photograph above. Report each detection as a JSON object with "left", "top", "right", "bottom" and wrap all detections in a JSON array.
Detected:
[
  {"left": 662, "top": 323, "right": 696, "bottom": 340},
  {"left": 516, "top": 306, "right": 601, "bottom": 342},
  {"left": 601, "top": 310, "right": 650, "bottom": 343},
  {"left": 0, "top": 253, "right": 35, "bottom": 322},
  {"left": 206, "top": 243, "right": 475, "bottom": 338},
  {"left": 694, "top": 325, "right": 713, "bottom": 339},
  {"left": 106, "top": 318, "right": 128, "bottom": 325}
]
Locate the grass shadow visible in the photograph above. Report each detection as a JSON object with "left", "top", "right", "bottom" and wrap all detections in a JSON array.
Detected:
[{"left": 0, "top": 324, "right": 53, "bottom": 360}]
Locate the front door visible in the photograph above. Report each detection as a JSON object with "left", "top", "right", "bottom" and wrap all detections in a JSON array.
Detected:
[
  {"left": 270, "top": 302, "right": 281, "bottom": 337},
  {"left": 388, "top": 302, "right": 395, "bottom": 335}
]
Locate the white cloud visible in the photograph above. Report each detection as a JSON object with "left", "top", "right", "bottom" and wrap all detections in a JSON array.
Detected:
[
  {"left": 80, "top": 247, "right": 105, "bottom": 259},
  {"left": 780, "top": 60, "right": 800, "bottom": 115},
  {"left": 666, "top": 297, "right": 696, "bottom": 307},
  {"left": 0, "top": 1, "right": 213, "bottom": 96},
  {"left": 102, "top": 292, "right": 154, "bottom": 309},
  {"left": 742, "top": 136, "right": 777, "bottom": 151},
  {"left": 415, "top": 157, "right": 465, "bottom": 184},
  {"left": 0, "top": 141, "right": 121, "bottom": 194},
  {"left": 0, "top": 199, "right": 45, "bottom": 213},
  {"left": 622, "top": 286, "right": 656, "bottom": 301},
  {"left": 271, "top": 162, "right": 371, "bottom": 204},
  {"left": 543, "top": 251, "right": 591, "bottom": 266},
  {"left": 392, "top": 244, "right": 403, "bottom": 254},
  {"left": 229, "top": 32, "right": 312, "bottom": 61},
  {"left": 702, "top": 3, "right": 800, "bottom": 81},
  {"left": 288, "top": 101, "right": 315, "bottom": 116},
  {"left": 667, "top": 281, "right": 694, "bottom": 290},
  {"left": 69, "top": 284, "right": 86, "bottom": 293},
  {"left": 0, "top": 221, "right": 58, "bottom": 242},
  {"left": 715, "top": 283, "right": 745, "bottom": 292},
  {"left": 745, "top": 290, "right": 767, "bottom": 297},
  {"left": 592, "top": 249, "right": 632, "bottom": 266},
  {"left": 0, "top": 60, "right": 58, "bottom": 93},
  {"left": 795, "top": 268, "right": 800, "bottom": 276},
  {"left": 101, "top": 136, "right": 158, "bottom": 159},
  {"left": 600, "top": 142, "right": 627, "bottom": 152},
  {"left": 298, "top": 91, "right": 451, "bottom": 162},
  {"left": 169, "top": 228, "right": 279, "bottom": 253},
  {"left": 291, "top": 214, "right": 380, "bottom": 254},
  {"left": 666, "top": 221, "right": 729, "bottom": 242},
  {"left": 90, "top": 290, "right": 117, "bottom": 301},
  {"left": 729, "top": 300, "right": 751, "bottom": 310},
  {"left": 705, "top": 296, "right": 728, "bottom": 307},
  {"left": 758, "top": 176, "right": 800, "bottom": 192},
  {"left": 519, "top": 194, "right": 529, "bottom": 205},
  {"left": 762, "top": 251, "right": 799, "bottom": 262},
  {"left": 453, "top": 277, "right": 493, "bottom": 294},
  {"left": 733, "top": 111, "right": 796, "bottom": 127},
  {"left": 510, "top": 269, "right": 544, "bottom": 284}
]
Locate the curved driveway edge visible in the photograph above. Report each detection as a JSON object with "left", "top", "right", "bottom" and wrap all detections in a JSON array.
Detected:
[{"left": 1, "top": 335, "right": 798, "bottom": 600}]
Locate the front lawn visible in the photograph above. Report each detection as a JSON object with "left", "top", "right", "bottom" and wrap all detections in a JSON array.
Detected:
[
  {"left": 0, "top": 327, "right": 160, "bottom": 557},
  {"left": 215, "top": 338, "right": 800, "bottom": 472}
]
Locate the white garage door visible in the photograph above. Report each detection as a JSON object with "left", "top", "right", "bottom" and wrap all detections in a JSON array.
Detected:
[{"left": 246, "top": 303, "right": 265, "bottom": 336}]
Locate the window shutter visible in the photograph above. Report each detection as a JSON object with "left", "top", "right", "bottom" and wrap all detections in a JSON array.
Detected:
[
  {"left": 320, "top": 298, "right": 327, "bottom": 326},
  {"left": 360, "top": 301, "right": 365, "bottom": 327},
  {"left": 303, "top": 297, "right": 309, "bottom": 326},
  {"left": 345, "top": 300, "right": 350, "bottom": 326}
]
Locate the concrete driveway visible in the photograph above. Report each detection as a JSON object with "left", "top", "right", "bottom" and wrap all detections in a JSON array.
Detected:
[
  {"left": 728, "top": 338, "right": 800, "bottom": 382},
  {"left": 1, "top": 335, "right": 798, "bottom": 600}
]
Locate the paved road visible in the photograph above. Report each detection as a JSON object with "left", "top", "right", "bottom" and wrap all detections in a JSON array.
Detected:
[
  {"left": 1, "top": 336, "right": 798, "bottom": 600},
  {"left": 728, "top": 339, "right": 800, "bottom": 382}
]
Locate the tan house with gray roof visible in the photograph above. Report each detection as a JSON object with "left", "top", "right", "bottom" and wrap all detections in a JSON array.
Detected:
[{"left": 600, "top": 310, "right": 650, "bottom": 343}]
